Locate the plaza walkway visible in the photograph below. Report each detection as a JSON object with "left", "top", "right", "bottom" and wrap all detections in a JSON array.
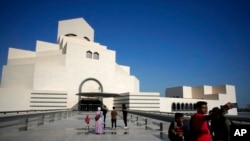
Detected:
[{"left": 0, "top": 112, "right": 170, "bottom": 141}]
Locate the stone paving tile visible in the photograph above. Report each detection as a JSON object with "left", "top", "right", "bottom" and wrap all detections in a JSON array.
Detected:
[{"left": 0, "top": 112, "right": 170, "bottom": 141}]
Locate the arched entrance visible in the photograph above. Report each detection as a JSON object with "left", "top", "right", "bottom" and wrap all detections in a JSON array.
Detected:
[
  {"left": 78, "top": 78, "right": 103, "bottom": 111},
  {"left": 79, "top": 78, "right": 103, "bottom": 93}
]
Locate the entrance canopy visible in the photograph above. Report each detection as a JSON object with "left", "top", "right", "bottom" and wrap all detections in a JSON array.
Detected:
[{"left": 76, "top": 92, "right": 122, "bottom": 97}]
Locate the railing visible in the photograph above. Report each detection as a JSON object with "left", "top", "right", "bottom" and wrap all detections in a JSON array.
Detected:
[
  {"left": 0, "top": 109, "right": 75, "bottom": 133},
  {"left": 127, "top": 110, "right": 250, "bottom": 123},
  {"left": 0, "top": 109, "right": 73, "bottom": 115},
  {"left": 125, "top": 110, "right": 250, "bottom": 138},
  {"left": 122, "top": 111, "right": 171, "bottom": 139}
]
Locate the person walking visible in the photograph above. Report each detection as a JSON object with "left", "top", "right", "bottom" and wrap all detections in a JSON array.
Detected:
[
  {"left": 95, "top": 107, "right": 103, "bottom": 134},
  {"left": 111, "top": 106, "right": 118, "bottom": 129},
  {"left": 122, "top": 104, "right": 128, "bottom": 129}
]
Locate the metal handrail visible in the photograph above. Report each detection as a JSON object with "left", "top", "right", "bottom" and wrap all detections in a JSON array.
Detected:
[
  {"left": 125, "top": 109, "right": 250, "bottom": 139},
  {"left": 0, "top": 108, "right": 73, "bottom": 115},
  {"left": 0, "top": 109, "right": 75, "bottom": 132},
  {"left": 127, "top": 110, "right": 250, "bottom": 123}
]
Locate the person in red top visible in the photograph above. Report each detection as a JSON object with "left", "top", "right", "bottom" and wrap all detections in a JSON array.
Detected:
[
  {"left": 191, "top": 101, "right": 233, "bottom": 141},
  {"left": 85, "top": 114, "right": 90, "bottom": 130}
]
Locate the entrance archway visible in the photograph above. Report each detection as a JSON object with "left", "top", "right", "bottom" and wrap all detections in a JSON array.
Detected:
[
  {"left": 79, "top": 78, "right": 103, "bottom": 93},
  {"left": 78, "top": 78, "right": 103, "bottom": 111}
]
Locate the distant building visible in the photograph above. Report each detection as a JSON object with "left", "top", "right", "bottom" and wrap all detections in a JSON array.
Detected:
[
  {"left": 0, "top": 18, "right": 237, "bottom": 115},
  {"left": 161, "top": 85, "right": 237, "bottom": 115}
]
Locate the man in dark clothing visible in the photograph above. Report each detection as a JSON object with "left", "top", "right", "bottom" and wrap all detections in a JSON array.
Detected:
[
  {"left": 102, "top": 105, "right": 108, "bottom": 128},
  {"left": 168, "top": 113, "right": 185, "bottom": 141},
  {"left": 210, "top": 107, "right": 232, "bottom": 141},
  {"left": 122, "top": 104, "right": 128, "bottom": 129}
]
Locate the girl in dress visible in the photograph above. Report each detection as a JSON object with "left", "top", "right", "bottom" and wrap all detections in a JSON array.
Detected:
[{"left": 84, "top": 114, "right": 90, "bottom": 130}]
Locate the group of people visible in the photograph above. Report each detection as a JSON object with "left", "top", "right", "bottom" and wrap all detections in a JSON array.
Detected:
[
  {"left": 168, "top": 101, "right": 234, "bottom": 141},
  {"left": 84, "top": 104, "right": 128, "bottom": 134},
  {"left": 85, "top": 101, "right": 234, "bottom": 139}
]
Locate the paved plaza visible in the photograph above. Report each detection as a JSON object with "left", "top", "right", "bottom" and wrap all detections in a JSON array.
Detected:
[{"left": 0, "top": 112, "right": 170, "bottom": 141}]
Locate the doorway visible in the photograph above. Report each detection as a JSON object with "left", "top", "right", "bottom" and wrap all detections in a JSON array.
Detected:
[{"left": 79, "top": 98, "right": 101, "bottom": 111}]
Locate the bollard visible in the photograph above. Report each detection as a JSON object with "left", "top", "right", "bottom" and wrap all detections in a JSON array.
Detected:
[
  {"left": 54, "top": 113, "right": 58, "bottom": 120},
  {"left": 160, "top": 122, "right": 168, "bottom": 139},
  {"left": 66, "top": 111, "right": 69, "bottom": 118},
  {"left": 42, "top": 115, "right": 45, "bottom": 125},
  {"left": 37, "top": 115, "right": 44, "bottom": 126},
  {"left": 136, "top": 116, "right": 139, "bottom": 126},
  {"left": 58, "top": 113, "right": 62, "bottom": 120},
  {"left": 19, "top": 118, "right": 28, "bottom": 131},
  {"left": 63, "top": 112, "right": 67, "bottom": 119},
  {"left": 145, "top": 118, "right": 152, "bottom": 130},
  {"left": 49, "top": 114, "right": 55, "bottom": 122},
  {"left": 67, "top": 111, "right": 70, "bottom": 118}
]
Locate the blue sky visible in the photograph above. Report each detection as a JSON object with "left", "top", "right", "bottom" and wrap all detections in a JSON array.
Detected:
[{"left": 0, "top": 0, "right": 249, "bottom": 108}]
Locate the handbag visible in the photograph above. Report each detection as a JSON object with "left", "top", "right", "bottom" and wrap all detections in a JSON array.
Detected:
[{"left": 95, "top": 114, "right": 101, "bottom": 121}]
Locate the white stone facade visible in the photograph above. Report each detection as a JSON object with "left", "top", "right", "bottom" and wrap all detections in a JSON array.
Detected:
[
  {"left": 0, "top": 18, "right": 237, "bottom": 115},
  {"left": 161, "top": 85, "right": 238, "bottom": 115}
]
